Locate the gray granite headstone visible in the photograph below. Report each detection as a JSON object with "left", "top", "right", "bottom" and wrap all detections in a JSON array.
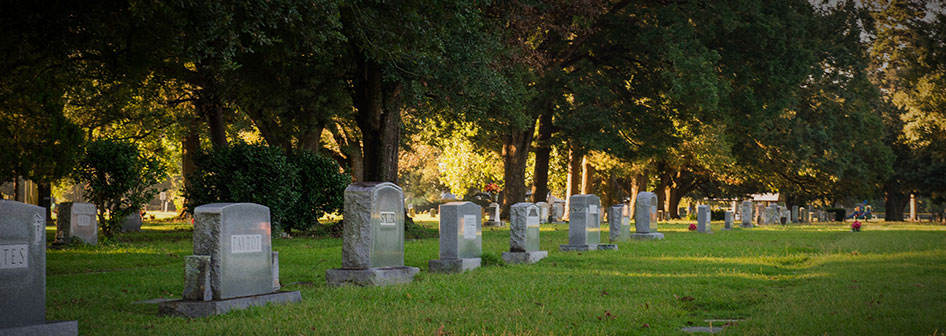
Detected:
[
  {"left": 791, "top": 206, "right": 799, "bottom": 223},
  {"left": 58, "top": 202, "right": 97, "bottom": 245},
  {"left": 193, "top": 203, "right": 273, "bottom": 300},
  {"left": 764, "top": 205, "right": 777, "bottom": 225},
  {"left": 535, "top": 202, "right": 550, "bottom": 224},
  {"left": 486, "top": 203, "right": 502, "bottom": 226},
  {"left": 697, "top": 205, "right": 711, "bottom": 233},
  {"left": 631, "top": 192, "right": 664, "bottom": 240},
  {"left": 1, "top": 200, "right": 78, "bottom": 334},
  {"left": 429, "top": 202, "right": 481, "bottom": 273},
  {"left": 780, "top": 207, "right": 791, "bottom": 224},
  {"left": 503, "top": 203, "right": 547, "bottom": 264},
  {"left": 608, "top": 204, "right": 630, "bottom": 242},
  {"left": 724, "top": 211, "right": 733, "bottom": 230},
  {"left": 551, "top": 200, "right": 565, "bottom": 221},
  {"left": 561, "top": 194, "right": 614, "bottom": 251},
  {"left": 121, "top": 212, "right": 142, "bottom": 232},
  {"left": 740, "top": 201, "right": 753, "bottom": 228},
  {"left": 326, "top": 182, "right": 419, "bottom": 287}
]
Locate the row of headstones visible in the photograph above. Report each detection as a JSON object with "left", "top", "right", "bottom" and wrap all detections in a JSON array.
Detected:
[
  {"left": 484, "top": 200, "right": 567, "bottom": 226},
  {"left": 28, "top": 201, "right": 144, "bottom": 247}
]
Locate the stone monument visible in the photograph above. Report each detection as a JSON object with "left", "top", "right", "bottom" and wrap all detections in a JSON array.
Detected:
[
  {"left": 0, "top": 200, "right": 78, "bottom": 335},
  {"left": 780, "top": 207, "right": 791, "bottom": 224},
  {"left": 486, "top": 203, "right": 502, "bottom": 226},
  {"left": 791, "top": 206, "right": 799, "bottom": 223},
  {"left": 429, "top": 202, "right": 481, "bottom": 273},
  {"left": 121, "top": 211, "right": 142, "bottom": 232},
  {"left": 57, "top": 202, "right": 97, "bottom": 245},
  {"left": 764, "top": 205, "right": 777, "bottom": 225},
  {"left": 325, "top": 182, "right": 419, "bottom": 287},
  {"left": 740, "top": 201, "right": 753, "bottom": 228},
  {"left": 560, "top": 194, "right": 616, "bottom": 251},
  {"left": 697, "top": 205, "right": 712, "bottom": 233},
  {"left": 631, "top": 192, "right": 664, "bottom": 240},
  {"left": 159, "top": 203, "right": 300, "bottom": 317},
  {"left": 502, "top": 203, "right": 548, "bottom": 264},
  {"left": 799, "top": 207, "right": 807, "bottom": 223},
  {"left": 535, "top": 202, "right": 551, "bottom": 224},
  {"left": 724, "top": 211, "right": 733, "bottom": 230},
  {"left": 608, "top": 204, "right": 631, "bottom": 242}
]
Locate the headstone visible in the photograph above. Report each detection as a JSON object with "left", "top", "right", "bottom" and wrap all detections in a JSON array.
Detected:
[
  {"left": 608, "top": 204, "right": 631, "bottom": 242},
  {"left": 535, "top": 202, "right": 551, "bottom": 224},
  {"left": 486, "top": 203, "right": 502, "bottom": 226},
  {"left": 697, "top": 205, "right": 712, "bottom": 233},
  {"left": 429, "top": 202, "right": 481, "bottom": 273},
  {"left": 631, "top": 192, "right": 664, "bottom": 240},
  {"left": 57, "top": 202, "right": 97, "bottom": 245},
  {"left": 159, "top": 203, "right": 300, "bottom": 317},
  {"left": 502, "top": 203, "right": 548, "bottom": 264},
  {"left": 791, "top": 206, "right": 799, "bottom": 223},
  {"left": 325, "top": 182, "right": 419, "bottom": 287},
  {"left": 764, "top": 205, "right": 777, "bottom": 225},
  {"left": 724, "top": 211, "right": 733, "bottom": 230},
  {"left": 121, "top": 211, "right": 142, "bottom": 232},
  {"left": 780, "top": 207, "right": 791, "bottom": 224},
  {"left": 798, "top": 207, "right": 807, "bottom": 223},
  {"left": 740, "top": 201, "right": 753, "bottom": 228},
  {"left": 1, "top": 201, "right": 79, "bottom": 335},
  {"left": 650, "top": 205, "right": 658, "bottom": 224},
  {"left": 560, "top": 194, "right": 615, "bottom": 251}
]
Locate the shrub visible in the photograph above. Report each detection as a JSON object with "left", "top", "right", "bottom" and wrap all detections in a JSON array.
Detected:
[
  {"left": 73, "top": 140, "right": 165, "bottom": 238},
  {"left": 711, "top": 209, "right": 725, "bottom": 221},
  {"left": 184, "top": 144, "right": 348, "bottom": 233},
  {"left": 826, "top": 208, "right": 846, "bottom": 222}
]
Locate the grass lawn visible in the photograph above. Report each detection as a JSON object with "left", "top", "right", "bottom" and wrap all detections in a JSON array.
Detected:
[{"left": 44, "top": 217, "right": 946, "bottom": 335}]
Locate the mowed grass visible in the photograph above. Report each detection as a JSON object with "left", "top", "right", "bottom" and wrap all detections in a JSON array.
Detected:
[{"left": 44, "top": 218, "right": 946, "bottom": 335}]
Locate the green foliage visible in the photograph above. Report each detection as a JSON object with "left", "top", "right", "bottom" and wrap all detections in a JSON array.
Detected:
[
  {"left": 437, "top": 132, "right": 503, "bottom": 199},
  {"left": 184, "top": 144, "right": 347, "bottom": 232},
  {"left": 73, "top": 140, "right": 165, "bottom": 238}
]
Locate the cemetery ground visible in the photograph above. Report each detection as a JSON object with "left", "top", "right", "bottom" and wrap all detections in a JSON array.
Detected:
[{"left": 45, "top": 217, "right": 945, "bottom": 335}]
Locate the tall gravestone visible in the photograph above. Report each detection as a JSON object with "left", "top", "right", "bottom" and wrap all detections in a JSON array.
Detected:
[
  {"left": 724, "top": 211, "right": 733, "bottom": 230},
  {"left": 799, "top": 207, "right": 807, "bottom": 223},
  {"left": 57, "top": 202, "right": 97, "bottom": 245},
  {"left": 631, "top": 192, "right": 664, "bottom": 240},
  {"left": 1, "top": 201, "right": 78, "bottom": 335},
  {"left": 791, "top": 206, "right": 799, "bottom": 223},
  {"left": 486, "top": 203, "right": 502, "bottom": 226},
  {"left": 740, "top": 201, "right": 753, "bottom": 228},
  {"left": 326, "top": 182, "right": 419, "bottom": 287},
  {"left": 429, "top": 202, "right": 481, "bottom": 273},
  {"left": 697, "top": 205, "right": 712, "bottom": 233},
  {"left": 121, "top": 212, "right": 142, "bottom": 232},
  {"left": 535, "top": 202, "right": 551, "bottom": 224},
  {"left": 780, "top": 207, "right": 791, "bottom": 224},
  {"left": 159, "top": 203, "right": 300, "bottom": 317},
  {"left": 764, "top": 205, "right": 777, "bottom": 225},
  {"left": 608, "top": 204, "right": 631, "bottom": 242},
  {"left": 560, "top": 194, "right": 616, "bottom": 251},
  {"left": 502, "top": 203, "right": 548, "bottom": 264}
]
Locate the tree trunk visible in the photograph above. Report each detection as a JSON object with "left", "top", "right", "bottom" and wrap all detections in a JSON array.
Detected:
[
  {"left": 563, "top": 142, "right": 582, "bottom": 221},
  {"left": 297, "top": 123, "right": 325, "bottom": 153},
  {"left": 654, "top": 163, "right": 671, "bottom": 212},
  {"left": 531, "top": 108, "right": 554, "bottom": 203},
  {"left": 628, "top": 171, "right": 649, "bottom": 217},
  {"left": 38, "top": 183, "right": 53, "bottom": 226},
  {"left": 581, "top": 156, "right": 596, "bottom": 194},
  {"left": 180, "top": 129, "right": 200, "bottom": 216},
  {"left": 195, "top": 66, "right": 228, "bottom": 148},
  {"left": 501, "top": 126, "right": 535, "bottom": 219},
  {"left": 353, "top": 58, "right": 400, "bottom": 183},
  {"left": 884, "top": 180, "right": 906, "bottom": 221}
]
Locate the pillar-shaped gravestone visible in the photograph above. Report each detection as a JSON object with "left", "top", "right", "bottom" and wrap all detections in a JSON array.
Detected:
[
  {"left": 486, "top": 202, "right": 502, "bottom": 226},
  {"left": 326, "top": 182, "right": 419, "bottom": 287},
  {"left": 780, "top": 207, "right": 791, "bottom": 224},
  {"left": 502, "top": 203, "right": 548, "bottom": 264},
  {"left": 560, "top": 194, "right": 616, "bottom": 251},
  {"left": 159, "top": 203, "right": 299, "bottom": 318},
  {"left": 429, "top": 202, "right": 481, "bottom": 273},
  {"left": 632, "top": 192, "right": 664, "bottom": 240},
  {"left": 799, "top": 207, "right": 807, "bottom": 223},
  {"left": 724, "top": 211, "right": 733, "bottom": 230},
  {"left": 608, "top": 204, "right": 631, "bottom": 242},
  {"left": 697, "top": 205, "right": 711, "bottom": 233},
  {"left": 536, "top": 202, "right": 551, "bottom": 224},
  {"left": 1, "top": 201, "right": 78, "bottom": 335},
  {"left": 740, "top": 201, "right": 753, "bottom": 228},
  {"left": 764, "top": 205, "right": 777, "bottom": 225},
  {"left": 791, "top": 206, "right": 799, "bottom": 223},
  {"left": 121, "top": 212, "right": 142, "bottom": 232},
  {"left": 57, "top": 202, "right": 97, "bottom": 245}
]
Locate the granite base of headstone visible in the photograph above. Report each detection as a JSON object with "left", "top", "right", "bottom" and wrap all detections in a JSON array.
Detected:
[
  {"left": 0, "top": 200, "right": 79, "bottom": 336},
  {"left": 57, "top": 202, "right": 98, "bottom": 245},
  {"left": 121, "top": 212, "right": 142, "bottom": 232},
  {"left": 724, "top": 211, "right": 733, "bottom": 230},
  {"left": 159, "top": 203, "right": 300, "bottom": 318},
  {"left": 697, "top": 205, "right": 712, "bottom": 233},
  {"left": 428, "top": 202, "right": 482, "bottom": 273},
  {"left": 326, "top": 183, "right": 419, "bottom": 287},
  {"left": 503, "top": 203, "right": 548, "bottom": 264}
]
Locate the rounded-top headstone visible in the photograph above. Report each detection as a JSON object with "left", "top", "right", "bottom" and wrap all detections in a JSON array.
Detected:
[
  {"left": 634, "top": 192, "right": 658, "bottom": 233},
  {"left": 0, "top": 200, "right": 47, "bottom": 328},
  {"left": 342, "top": 182, "right": 405, "bottom": 269},
  {"left": 193, "top": 203, "right": 273, "bottom": 300}
]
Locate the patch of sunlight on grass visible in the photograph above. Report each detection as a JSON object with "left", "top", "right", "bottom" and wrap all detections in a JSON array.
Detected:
[{"left": 591, "top": 269, "right": 829, "bottom": 281}]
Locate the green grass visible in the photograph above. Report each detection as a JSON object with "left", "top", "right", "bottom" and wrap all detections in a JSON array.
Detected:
[{"left": 44, "top": 220, "right": 946, "bottom": 335}]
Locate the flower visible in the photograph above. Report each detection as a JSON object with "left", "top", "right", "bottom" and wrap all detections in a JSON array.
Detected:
[
  {"left": 852, "top": 221, "right": 862, "bottom": 229},
  {"left": 484, "top": 183, "right": 500, "bottom": 193},
  {"left": 688, "top": 223, "right": 697, "bottom": 231}
]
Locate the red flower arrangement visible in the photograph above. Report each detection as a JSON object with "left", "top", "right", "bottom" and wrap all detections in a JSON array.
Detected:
[
  {"left": 851, "top": 220, "right": 862, "bottom": 232},
  {"left": 484, "top": 183, "right": 500, "bottom": 193},
  {"left": 688, "top": 223, "right": 697, "bottom": 231}
]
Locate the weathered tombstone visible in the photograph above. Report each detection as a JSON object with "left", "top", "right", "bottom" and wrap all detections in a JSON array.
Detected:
[
  {"left": 740, "top": 201, "right": 753, "bottom": 228},
  {"left": 57, "top": 202, "right": 97, "bottom": 245},
  {"left": 325, "top": 182, "right": 419, "bottom": 287},
  {"left": 121, "top": 211, "right": 142, "bottom": 232},
  {"left": 551, "top": 200, "right": 565, "bottom": 222},
  {"left": 429, "top": 202, "right": 481, "bottom": 273},
  {"left": 502, "top": 203, "right": 548, "bottom": 264},
  {"left": 799, "top": 207, "right": 807, "bottom": 223},
  {"left": 697, "top": 205, "right": 712, "bottom": 233},
  {"left": 791, "top": 206, "right": 799, "bottom": 223},
  {"left": 755, "top": 204, "right": 766, "bottom": 225},
  {"left": 486, "top": 203, "right": 502, "bottom": 226},
  {"left": 159, "top": 203, "right": 300, "bottom": 317},
  {"left": 631, "top": 192, "right": 664, "bottom": 240},
  {"left": 535, "top": 202, "right": 551, "bottom": 224},
  {"left": 764, "top": 205, "right": 777, "bottom": 225},
  {"left": 560, "top": 194, "right": 616, "bottom": 251},
  {"left": 608, "top": 204, "right": 631, "bottom": 242},
  {"left": 780, "top": 207, "right": 791, "bottom": 224},
  {"left": 724, "top": 211, "right": 733, "bottom": 230},
  {"left": 0, "top": 200, "right": 78, "bottom": 335}
]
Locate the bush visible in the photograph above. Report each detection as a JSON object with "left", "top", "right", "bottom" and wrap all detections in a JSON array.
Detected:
[
  {"left": 826, "top": 208, "right": 846, "bottom": 222},
  {"left": 184, "top": 144, "right": 349, "bottom": 233},
  {"left": 711, "top": 209, "right": 725, "bottom": 221},
  {"left": 73, "top": 140, "right": 165, "bottom": 238}
]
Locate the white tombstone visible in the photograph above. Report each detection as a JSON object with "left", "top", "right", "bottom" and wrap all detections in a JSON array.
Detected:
[
  {"left": 57, "top": 202, "right": 97, "bottom": 245},
  {"left": 560, "top": 194, "right": 616, "bottom": 251},
  {"left": 429, "top": 202, "right": 482, "bottom": 273},
  {"left": 502, "top": 203, "right": 548, "bottom": 264}
]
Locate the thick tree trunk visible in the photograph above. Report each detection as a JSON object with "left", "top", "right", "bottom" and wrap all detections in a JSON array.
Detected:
[
  {"left": 884, "top": 180, "right": 907, "bottom": 221},
  {"left": 654, "top": 163, "right": 671, "bottom": 212},
  {"left": 563, "top": 142, "right": 582, "bottom": 221},
  {"left": 38, "top": 183, "right": 52, "bottom": 226},
  {"left": 531, "top": 108, "right": 554, "bottom": 203},
  {"left": 581, "top": 156, "right": 596, "bottom": 194},
  {"left": 297, "top": 123, "right": 324, "bottom": 153},
  {"left": 501, "top": 126, "right": 535, "bottom": 219},
  {"left": 180, "top": 129, "right": 200, "bottom": 216},
  {"left": 195, "top": 69, "right": 228, "bottom": 148},
  {"left": 628, "top": 171, "right": 649, "bottom": 217},
  {"left": 353, "top": 58, "right": 400, "bottom": 183}
]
